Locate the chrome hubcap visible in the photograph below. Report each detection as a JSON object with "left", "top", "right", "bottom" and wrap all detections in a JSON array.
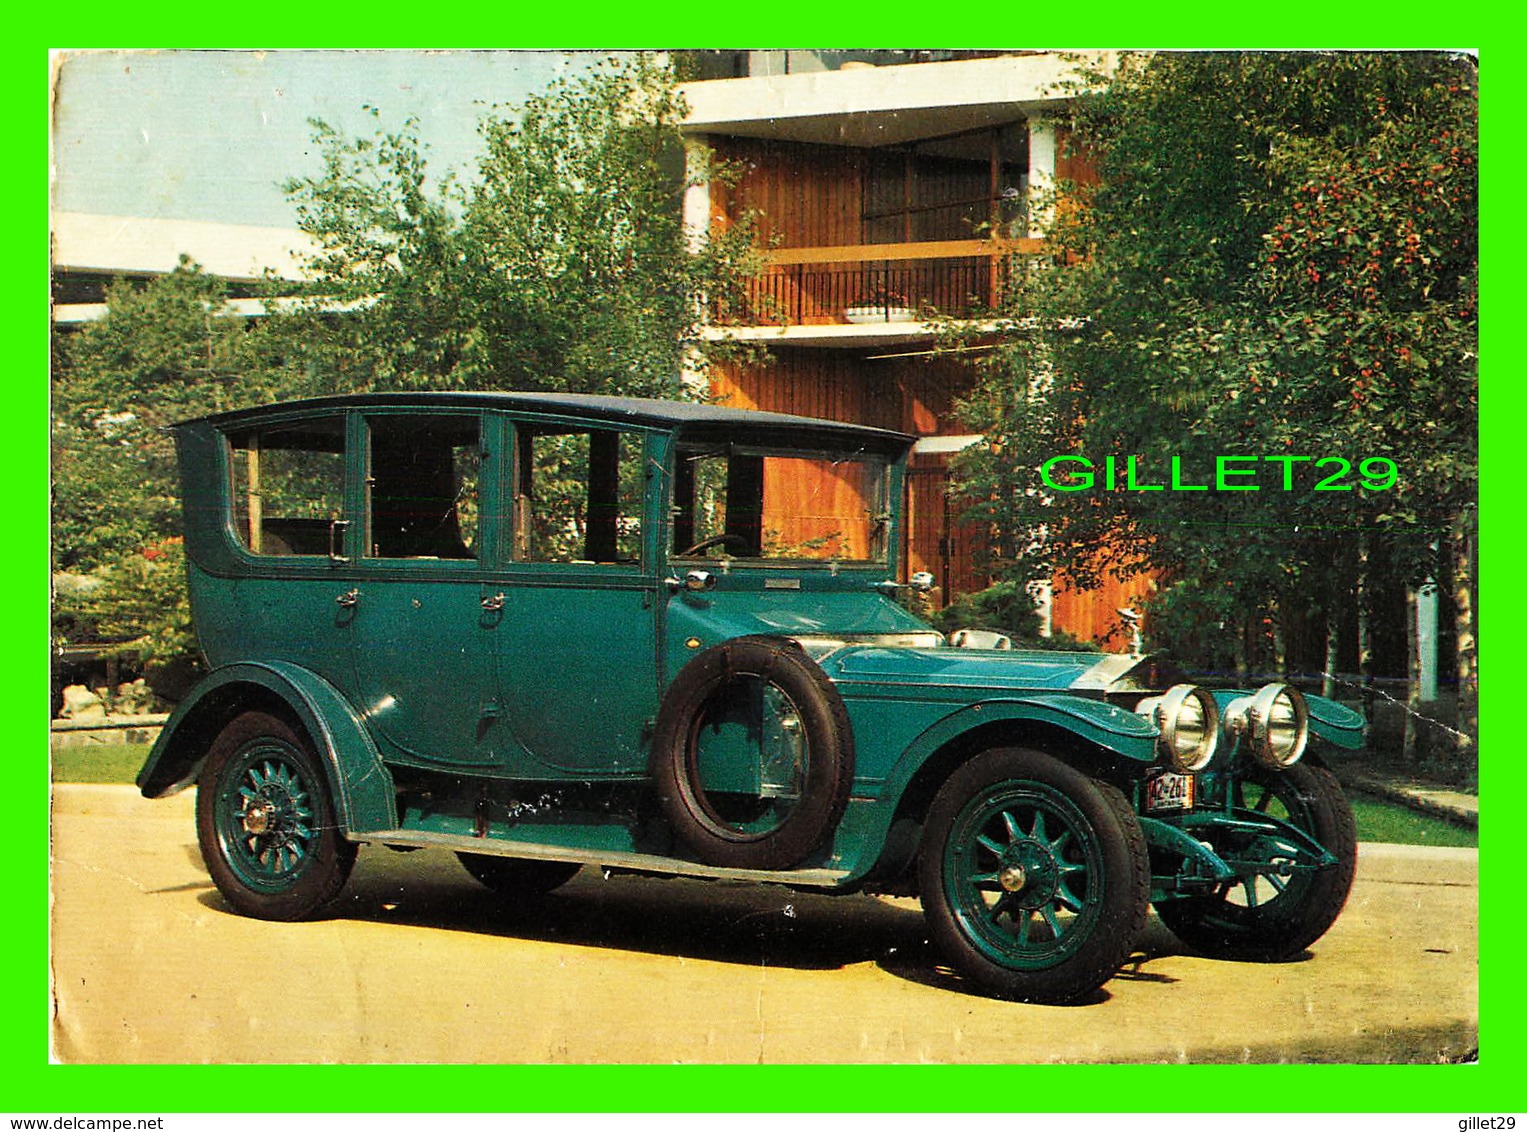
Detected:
[
  {"left": 1003, "top": 841, "right": 1060, "bottom": 910},
  {"left": 241, "top": 798, "right": 277, "bottom": 836}
]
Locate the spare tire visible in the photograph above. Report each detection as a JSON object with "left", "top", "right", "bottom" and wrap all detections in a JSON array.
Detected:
[{"left": 651, "top": 636, "right": 855, "bottom": 870}]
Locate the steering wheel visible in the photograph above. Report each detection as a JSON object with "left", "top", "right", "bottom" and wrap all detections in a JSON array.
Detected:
[{"left": 679, "top": 534, "right": 747, "bottom": 557}]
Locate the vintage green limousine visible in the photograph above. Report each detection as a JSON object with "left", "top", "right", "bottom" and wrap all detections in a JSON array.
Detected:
[{"left": 139, "top": 392, "right": 1364, "bottom": 1002}]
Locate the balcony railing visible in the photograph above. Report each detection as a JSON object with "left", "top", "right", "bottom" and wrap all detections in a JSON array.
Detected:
[{"left": 716, "top": 237, "right": 1046, "bottom": 327}]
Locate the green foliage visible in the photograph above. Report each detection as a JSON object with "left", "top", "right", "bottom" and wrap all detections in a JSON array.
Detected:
[
  {"left": 928, "top": 580, "right": 1041, "bottom": 637},
  {"left": 52, "top": 264, "right": 290, "bottom": 690},
  {"left": 927, "top": 581, "right": 1100, "bottom": 651},
  {"left": 950, "top": 52, "right": 1477, "bottom": 668},
  {"left": 58, "top": 538, "right": 198, "bottom": 667},
  {"left": 52, "top": 262, "right": 287, "bottom": 572},
  {"left": 278, "top": 54, "right": 762, "bottom": 396}
]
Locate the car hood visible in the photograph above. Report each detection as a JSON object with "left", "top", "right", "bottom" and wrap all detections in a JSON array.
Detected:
[{"left": 809, "top": 642, "right": 1157, "bottom": 696}]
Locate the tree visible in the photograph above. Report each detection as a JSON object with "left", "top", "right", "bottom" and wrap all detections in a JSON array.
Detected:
[
  {"left": 52, "top": 262, "right": 275, "bottom": 572},
  {"left": 52, "top": 262, "right": 300, "bottom": 690},
  {"left": 277, "top": 53, "right": 760, "bottom": 397},
  {"left": 951, "top": 53, "right": 1477, "bottom": 747}
]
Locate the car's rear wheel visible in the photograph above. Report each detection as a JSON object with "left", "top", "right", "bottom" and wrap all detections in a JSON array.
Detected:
[
  {"left": 196, "top": 711, "right": 356, "bottom": 921},
  {"left": 919, "top": 748, "right": 1149, "bottom": 1003},
  {"left": 455, "top": 853, "right": 581, "bottom": 897},
  {"left": 1155, "top": 761, "right": 1356, "bottom": 960}
]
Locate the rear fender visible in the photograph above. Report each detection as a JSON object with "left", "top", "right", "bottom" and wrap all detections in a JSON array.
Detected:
[{"left": 136, "top": 661, "right": 397, "bottom": 835}]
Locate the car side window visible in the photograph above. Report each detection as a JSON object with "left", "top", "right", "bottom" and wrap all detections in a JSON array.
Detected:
[
  {"left": 228, "top": 418, "right": 346, "bottom": 556},
  {"left": 512, "top": 425, "right": 642, "bottom": 565},
  {"left": 365, "top": 414, "right": 481, "bottom": 561},
  {"left": 672, "top": 445, "right": 891, "bottom": 562}
]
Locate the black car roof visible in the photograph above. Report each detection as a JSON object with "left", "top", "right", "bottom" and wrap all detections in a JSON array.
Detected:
[{"left": 184, "top": 391, "right": 915, "bottom": 453}]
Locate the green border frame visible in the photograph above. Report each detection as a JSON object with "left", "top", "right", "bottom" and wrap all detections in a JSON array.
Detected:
[{"left": 22, "top": 11, "right": 1515, "bottom": 1113}]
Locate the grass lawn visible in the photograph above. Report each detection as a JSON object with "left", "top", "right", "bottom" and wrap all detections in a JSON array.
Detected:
[
  {"left": 50, "top": 743, "right": 1477, "bottom": 848},
  {"left": 51, "top": 742, "right": 153, "bottom": 785},
  {"left": 1347, "top": 791, "right": 1477, "bottom": 848}
]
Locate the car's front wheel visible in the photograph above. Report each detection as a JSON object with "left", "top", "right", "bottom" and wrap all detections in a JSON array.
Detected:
[
  {"left": 918, "top": 747, "right": 1149, "bottom": 1003},
  {"left": 196, "top": 711, "right": 356, "bottom": 921},
  {"left": 1155, "top": 761, "right": 1356, "bottom": 960}
]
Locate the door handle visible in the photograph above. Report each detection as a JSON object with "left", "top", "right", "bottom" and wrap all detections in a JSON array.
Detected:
[
  {"left": 329, "top": 518, "right": 351, "bottom": 563},
  {"left": 336, "top": 588, "right": 361, "bottom": 608},
  {"left": 480, "top": 592, "right": 505, "bottom": 612}
]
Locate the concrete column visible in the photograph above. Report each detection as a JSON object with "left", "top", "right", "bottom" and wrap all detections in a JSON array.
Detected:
[
  {"left": 681, "top": 135, "right": 712, "bottom": 255},
  {"left": 1026, "top": 115, "right": 1058, "bottom": 238},
  {"left": 680, "top": 134, "right": 714, "bottom": 398},
  {"left": 679, "top": 345, "right": 710, "bottom": 398}
]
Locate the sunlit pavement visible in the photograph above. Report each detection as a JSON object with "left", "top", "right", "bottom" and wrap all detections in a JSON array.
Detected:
[{"left": 50, "top": 784, "right": 1477, "bottom": 1064}]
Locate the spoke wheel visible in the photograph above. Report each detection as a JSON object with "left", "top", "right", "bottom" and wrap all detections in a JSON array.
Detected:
[
  {"left": 1156, "top": 761, "right": 1356, "bottom": 960},
  {"left": 919, "top": 748, "right": 1148, "bottom": 1003},
  {"left": 197, "top": 712, "right": 356, "bottom": 921}
]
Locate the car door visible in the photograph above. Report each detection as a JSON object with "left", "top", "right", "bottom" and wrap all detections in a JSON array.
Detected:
[
  {"left": 493, "top": 418, "right": 661, "bottom": 778},
  {"left": 344, "top": 409, "right": 509, "bottom": 769}
]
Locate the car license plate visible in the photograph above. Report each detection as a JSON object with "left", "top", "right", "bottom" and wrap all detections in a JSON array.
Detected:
[{"left": 1145, "top": 771, "right": 1195, "bottom": 813}]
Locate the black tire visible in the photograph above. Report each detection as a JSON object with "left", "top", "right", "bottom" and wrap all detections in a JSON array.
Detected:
[
  {"left": 196, "top": 711, "right": 357, "bottom": 921},
  {"left": 919, "top": 748, "right": 1150, "bottom": 1003},
  {"left": 456, "top": 853, "right": 581, "bottom": 897},
  {"left": 1155, "top": 761, "right": 1357, "bottom": 961},
  {"left": 651, "top": 636, "right": 854, "bottom": 871}
]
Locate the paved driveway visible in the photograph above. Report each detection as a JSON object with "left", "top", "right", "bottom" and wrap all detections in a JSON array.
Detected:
[{"left": 50, "top": 784, "right": 1477, "bottom": 1063}]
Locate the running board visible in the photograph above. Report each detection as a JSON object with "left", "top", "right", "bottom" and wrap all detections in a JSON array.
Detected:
[{"left": 353, "top": 828, "right": 853, "bottom": 889}]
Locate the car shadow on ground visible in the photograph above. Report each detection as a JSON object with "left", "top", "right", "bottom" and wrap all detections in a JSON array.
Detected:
[
  {"left": 192, "top": 845, "right": 1202, "bottom": 1003},
  {"left": 209, "top": 845, "right": 931, "bottom": 974}
]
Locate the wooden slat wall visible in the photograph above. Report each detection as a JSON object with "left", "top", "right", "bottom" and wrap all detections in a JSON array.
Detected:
[
  {"left": 712, "top": 350, "right": 906, "bottom": 432},
  {"left": 714, "top": 353, "right": 985, "bottom": 600},
  {"left": 1049, "top": 570, "right": 1159, "bottom": 649},
  {"left": 708, "top": 124, "right": 1148, "bottom": 639},
  {"left": 862, "top": 150, "right": 1002, "bottom": 244},
  {"left": 904, "top": 460, "right": 946, "bottom": 584},
  {"left": 713, "top": 138, "right": 865, "bottom": 249},
  {"left": 1056, "top": 127, "right": 1102, "bottom": 188},
  {"left": 762, "top": 457, "right": 875, "bottom": 560},
  {"left": 713, "top": 137, "right": 1019, "bottom": 248},
  {"left": 905, "top": 453, "right": 989, "bottom": 602},
  {"left": 712, "top": 351, "right": 968, "bottom": 437}
]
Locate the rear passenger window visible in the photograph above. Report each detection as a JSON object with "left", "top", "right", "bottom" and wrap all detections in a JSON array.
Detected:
[
  {"left": 513, "top": 425, "right": 642, "bottom": 565},
  {"left": 229, "top": 418, "right": 346, "bottom": 556}
]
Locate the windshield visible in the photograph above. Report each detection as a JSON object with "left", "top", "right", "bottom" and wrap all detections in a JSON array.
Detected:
[{"left": 671, "top": 445, "right": 891, "bottom": 564}]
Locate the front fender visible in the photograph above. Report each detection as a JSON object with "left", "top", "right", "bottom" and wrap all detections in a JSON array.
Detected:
[
  {"left": 834, "top": 694, "right": 1159, "bottom": 884},
  {"left": 1209, "top": 688, "right": 1367, "bottom": 750},
  {"left": 1305, "top": 694, "right": 1366, "bottom": 749},
  {"left": 136, "top": 661, "right": 397, "bottom": 835},
  {"left": 876, "top": 694, "right": 1157, "bottom": 807}
]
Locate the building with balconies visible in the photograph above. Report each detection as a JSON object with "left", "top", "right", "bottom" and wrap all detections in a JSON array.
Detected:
[{"left": 679, "top": 50, "right": 1151, "bottom": 642}]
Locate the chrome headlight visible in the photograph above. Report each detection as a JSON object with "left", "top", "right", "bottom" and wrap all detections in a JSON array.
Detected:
[
  {"left": 1135, "top": 683, "right": 1220, "bottom": 772},
  {"left": 1225, "top": 683, "right": 1309, "bottom": 769}
]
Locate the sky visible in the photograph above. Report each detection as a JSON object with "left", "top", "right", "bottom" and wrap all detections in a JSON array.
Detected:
[{"left": 50, "top": 49, "right": 616, "bottom": 230}]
